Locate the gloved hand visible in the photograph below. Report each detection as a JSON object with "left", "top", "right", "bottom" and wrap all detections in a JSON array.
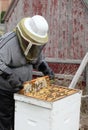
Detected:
[
  {"left": 7, "top": 73, "right": 23, "bottom": 92},
  {"left": 38, "top": 61, "right": 55, "bottom": 80},
  {"left": 2, "top": 67, "right": 23, "bottom": 92}
]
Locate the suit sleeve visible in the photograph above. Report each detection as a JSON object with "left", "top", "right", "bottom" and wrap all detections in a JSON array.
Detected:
[{"left": 0, "top": 45, "right": 12, "bottom": 74}]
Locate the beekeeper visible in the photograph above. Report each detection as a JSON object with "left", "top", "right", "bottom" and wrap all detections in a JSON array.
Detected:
[{"left": 0, "top": 15, "right": 54, "bottom": 130}]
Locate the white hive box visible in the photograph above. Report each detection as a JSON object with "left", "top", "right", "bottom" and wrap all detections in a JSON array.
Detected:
[{"left": 14, "top": 88, "right": 81, "bottom": 130}]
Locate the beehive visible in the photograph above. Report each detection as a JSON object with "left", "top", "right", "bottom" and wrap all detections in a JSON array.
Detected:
[{"left": 14, "top": 76, "right": 82, "bottom": 130}]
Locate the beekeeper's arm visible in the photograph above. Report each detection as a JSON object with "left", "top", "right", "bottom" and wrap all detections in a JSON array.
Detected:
[
  {"left": 33, "top": 53, "right": 55, "bottom": 79},
  {"left": 0, "top": 48, "right": 23, "bottom": 92}
]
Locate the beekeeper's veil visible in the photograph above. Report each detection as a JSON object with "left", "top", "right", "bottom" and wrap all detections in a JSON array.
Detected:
[{"left": 16, "top": 15, "right": 49, "bottom": 62}]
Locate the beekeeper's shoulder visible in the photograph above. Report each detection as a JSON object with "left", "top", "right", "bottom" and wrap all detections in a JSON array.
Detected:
[{"left": 0, "top": 31, "right": 16, "bottom": 48}]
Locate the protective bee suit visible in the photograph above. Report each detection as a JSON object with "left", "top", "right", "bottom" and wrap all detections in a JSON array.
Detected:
[{"left": 0, "top": 15, "right": 54, "bottom": 130}]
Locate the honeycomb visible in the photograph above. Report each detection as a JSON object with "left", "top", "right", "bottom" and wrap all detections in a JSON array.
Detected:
[{"left": 19, "top": 76, "right": 79, "bottom": 102}]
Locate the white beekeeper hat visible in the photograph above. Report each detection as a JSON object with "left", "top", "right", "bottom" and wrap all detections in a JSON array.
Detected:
[{"left": 17, "top": 15, "right": 49, "bottom": 45}]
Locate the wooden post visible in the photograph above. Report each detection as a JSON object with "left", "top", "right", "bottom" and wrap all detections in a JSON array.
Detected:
[
  {"left": 85, "top": 64, "right": 88, "bottom": 95},
  {"left": 69, "top": 53, "right": 88, "bottom": 89}
]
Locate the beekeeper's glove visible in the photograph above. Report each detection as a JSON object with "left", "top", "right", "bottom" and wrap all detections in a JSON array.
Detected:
[
  {"left": 38, "top": 61, "right": 55, "bottom": 80},
  {"left": 1, "top": 67, "right": 23, "bottom": 92}
]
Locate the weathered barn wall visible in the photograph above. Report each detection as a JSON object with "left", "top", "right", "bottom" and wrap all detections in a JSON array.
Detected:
[{"left": 4, "top": 0, "right": 88, "bottom": 61}]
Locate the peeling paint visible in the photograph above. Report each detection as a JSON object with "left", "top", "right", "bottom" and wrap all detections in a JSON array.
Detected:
[{"left": 4, "top": 0, "right": 88, "bottom": 60}]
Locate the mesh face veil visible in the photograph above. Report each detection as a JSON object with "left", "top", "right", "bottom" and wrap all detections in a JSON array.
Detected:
[
  {"left": 23, "top": 40, "right": 45, "bottom": 63},
  {"left": 16, "top": 26, "right": 45, "bottom": 63}
]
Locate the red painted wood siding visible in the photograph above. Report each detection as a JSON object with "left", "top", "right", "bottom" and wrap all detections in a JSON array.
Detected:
[{"left": 5, "top": 0, "right": 88, "bottom": 60}]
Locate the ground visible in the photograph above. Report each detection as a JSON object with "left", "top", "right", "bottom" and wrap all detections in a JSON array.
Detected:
[
  {"left": 80, "top": 113, "right": 88, "bottom": 129},
  {"left": 80, "top": 98, "right": 88, "bottom": 130}
]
